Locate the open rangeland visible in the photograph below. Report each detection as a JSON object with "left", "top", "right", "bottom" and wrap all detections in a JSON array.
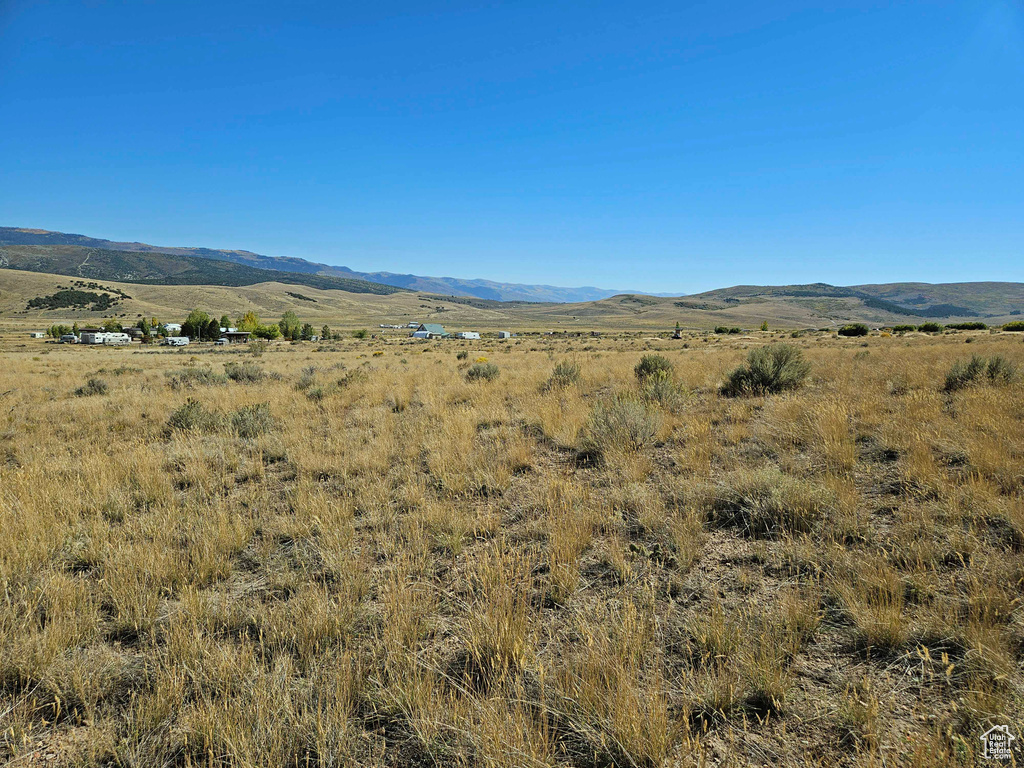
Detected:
[{"left": 1, "top": 329, "right": 1022, "bottom": 767}]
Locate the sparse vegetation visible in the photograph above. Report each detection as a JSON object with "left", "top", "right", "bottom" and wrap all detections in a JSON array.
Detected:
[{"left": 2, "top": 331, "right": 1022, "bottom": 766}]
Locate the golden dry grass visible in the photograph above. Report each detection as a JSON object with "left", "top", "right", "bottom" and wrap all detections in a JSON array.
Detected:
[{"left": 1, "top": 328, "right": 1023, "bottom": 766}]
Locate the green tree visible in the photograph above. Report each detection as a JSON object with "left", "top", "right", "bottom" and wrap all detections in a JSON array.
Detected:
[
  {"left": 300, "top": 323, "right": 314, "bottom": 341},
  {"left": 72, "top": 322, "right": 79, "bottom": 335},
  {"left": 205, "top": 318, "right": 221, "bottom": 341},
  {"left": 183, "top": 309, "right": 211, "bottom": 340},
  {"left": 102, "top": 318, "right": 123, "bottom": 332},
  {"left": 253, "top": 324, "right": 281, "bottom": 340},
  {"left": 321, "top": 324, "right": 331, "bottom": 341},
  {"left": 760, "top": 320, "right": 769, "bottom": 332},
  {"left": 279, "top": 311, "right": 301, "bottom": 340},
  {"left": 137, "top": 318, "right": 150, "bottom": 335},
  {"left": 220, "top": 315, "right": 231, "bottom": 331}
]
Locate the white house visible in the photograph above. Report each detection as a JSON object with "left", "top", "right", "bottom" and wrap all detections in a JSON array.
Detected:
[{"left": 164, "top": 323, "right": 182, "bottom": 334}]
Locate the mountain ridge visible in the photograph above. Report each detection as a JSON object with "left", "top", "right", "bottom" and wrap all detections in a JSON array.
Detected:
[{"left": 0, "top": 227, "right": 624, "bottom": 303}]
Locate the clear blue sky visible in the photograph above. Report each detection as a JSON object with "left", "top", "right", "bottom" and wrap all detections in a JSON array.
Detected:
[{"left": 2, "top": 1, "right": 1022, "bottom": 293}]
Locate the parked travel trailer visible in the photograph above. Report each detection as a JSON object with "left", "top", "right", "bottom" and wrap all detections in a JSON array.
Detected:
[
  {"left": 455, "top": 331, "right": 481, "bottom": 340},
  {"left": 164, "top": 336, "right": 190, "bottom": 347}
]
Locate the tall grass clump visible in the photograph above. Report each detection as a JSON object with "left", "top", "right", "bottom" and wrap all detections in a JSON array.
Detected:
[
  {"left": 721, "top": 344, "right": 810, "bottom": 397},
  {"left": 708, "top": 467, "right": 834, "bottom": 537},
  {"left": 579, "top": 395, "right": 661, "bottom": 461},
  {"left": 639, "top": 370, "right": 687, "bottom": 411},
  {"left": 634, "top": 354, "right": 673, "bottom": 382}
]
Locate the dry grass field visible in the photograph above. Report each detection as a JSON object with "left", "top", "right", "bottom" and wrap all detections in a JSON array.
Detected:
[{"left": 1, "top": 329, "right": 1023, "bottom": 767}]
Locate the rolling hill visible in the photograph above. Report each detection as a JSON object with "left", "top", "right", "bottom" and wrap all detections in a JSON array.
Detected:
[
  {"left": 0, "top": 227, "right": 623, "bottom": 302},
  {"left": 0, "top": 244, "right": 405, "bottom": 295}
]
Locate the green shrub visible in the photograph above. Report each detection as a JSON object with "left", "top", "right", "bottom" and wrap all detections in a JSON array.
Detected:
[
  {"left": 1003, "top": 321, "right": 1024, "bottom": 332},
  {"left": 466, "top": 363, "right": 500, "bottom": 381},
  {"left": 838, "top": 324, "right": 869, "bottom": 337},
  {"left": 579, "top": 395, "right": 661, "bottom": 460},
  {"left": 74, "top": 378, "right": 108, "bottom": 397},
  {"left": 943, "top": 355, "right": 1015, "bottom": 392},
  {"left": 943, "top": 356, "right": 985, "bottom": 392},
  {"left": 714, "top": 326, "right": 729, "bottom": 334},
  {"left": 891, "top": 325, "right": 916, "bottom": 333},
  {"left": 456, "top": 350, "right": 469, "bottom": 360},
  {"left": 230, "top": 403, "right": 276, "bottom": 438},
  {"left": 918, "top": 322, "right": 943, "bottom": 333},
  {"left": 947, "top": 322, "right": 987, "bottom": 331},
  {"left": 985, "top": 356, "right": 1016, "bottom": 384},
  {"left": 296, "top": 366, "right": 317, "bottom": 391},
  {"left": 634, "top": 354, "right": 674, "bottom": 382},
  {"left": 167, "top": 399, "right": 223, "bottom": 432},
  {"left": 721, "top": 344, "right": 810, "bottom": 397},
  {"left": 352, "top": 329, "right": 369, "bottom": 339},
  {"left": 224, "top": 361, "right": 266, "bottom": 383},
  {"left": 546, "top": 359, "right": 581, "bottom": 390}
]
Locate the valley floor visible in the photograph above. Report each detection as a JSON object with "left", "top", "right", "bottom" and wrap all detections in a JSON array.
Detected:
[{"left": 1, "top": 329, "right": 1022, "bottom": 766}]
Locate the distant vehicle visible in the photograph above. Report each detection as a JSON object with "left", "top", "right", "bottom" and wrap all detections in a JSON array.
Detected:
[
  {"left": 164, "top": 336, "right": 190, "bottom": 346},
  {"left": 60, "top": 334, "right": 78, "bottom": 344},
  {"left": 214, "top": 338, "right": 228, "bottom": 346}
]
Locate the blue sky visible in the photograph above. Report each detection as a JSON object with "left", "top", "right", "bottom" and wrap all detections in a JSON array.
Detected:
[{"left": 1, "top": 1, "right": 1022, "bottom": 293}]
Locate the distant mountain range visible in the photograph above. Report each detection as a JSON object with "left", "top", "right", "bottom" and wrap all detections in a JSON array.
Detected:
[
  {"left": 2, "top": 227, "right": 1022, "bottom": 320},
  {"left": 0, "top": 227, "right": 623, "bottom": 302}
]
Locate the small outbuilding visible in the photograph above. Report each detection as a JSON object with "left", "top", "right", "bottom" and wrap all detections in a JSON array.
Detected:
[
  {"left": 497, "top": 331, "right": 512, "bottom": 339},
  {"left": 29, "top": 331, "right": 46, "bottom": 338},
  {"left": 221, "top": 331, "right": 251, "bottom": 344}
]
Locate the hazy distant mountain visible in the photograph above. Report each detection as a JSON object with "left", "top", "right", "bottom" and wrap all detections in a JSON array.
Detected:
[{"left": 0, "top": 227, "right": 623, "bottom": 302}]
